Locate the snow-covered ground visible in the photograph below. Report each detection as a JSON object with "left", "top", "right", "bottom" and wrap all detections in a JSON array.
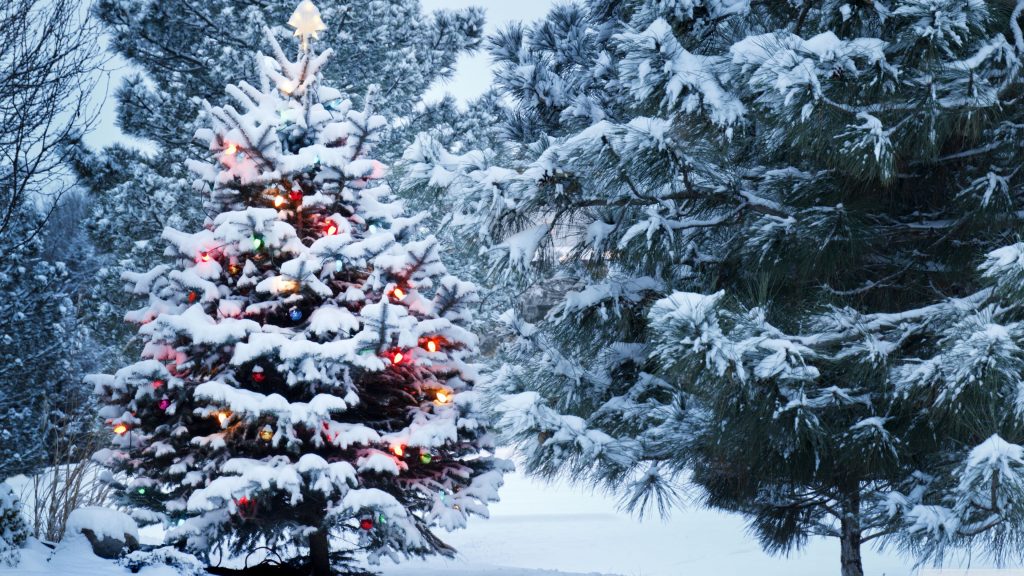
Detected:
[
  {"left": 9, "top": 469, "right": 1024, "bottom": 576},
  {"left": 378, "top": 472, "right": 916, "bottom": 576},
  {"left": 2, "top": 470, "right": 926, "bottom": 576}
]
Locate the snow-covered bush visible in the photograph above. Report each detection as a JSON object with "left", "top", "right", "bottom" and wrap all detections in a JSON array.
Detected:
[
  {"left": 0, "top": 484, "right": 28, "bottom": 567},
  {"left": 119, "top": 547, "right": 206, "bottom": 576}
]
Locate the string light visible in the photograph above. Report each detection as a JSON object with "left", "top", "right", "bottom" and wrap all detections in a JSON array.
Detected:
[
  {"left": 252, "top": 234, "right": 265, "bottom": 251},
  {"left": 289, "top": 307, "right": 303, "bottom": 321},
  {"left": 113, "top": 423, "right": 129, "bottom": 436},
  {"left": 225, "top": 142, "right": 238, "bottom": 155},
  {"left": 391, "top": 351, "right": 404, "bottom": 364},
  {"left": 158, "top": 398, "right": 170, "bottom": 411},
  {"left": 252, "top": 368, "right": 266, "bottom": 383},
  {"left": 216, "top": 411, "right": 231, "bottom": 428},
  {"left": 199, "top": 251, "right": 212, "bottom": 262},
  {"left": 289, "top": 188, "right": 303, "bottom": 202},
  {"left": 325, "top": 222, "right": 338, "bottom": 235},
  {"left": 425, "top": 340, "right": 438, "bottom": 353},
  {"left": 152, "top": 379, "right": 164, "bottom": 389},
  {"left": 274, "top": 277, "right": 300, "bottom": 293},
  {"left": 420, "top": 452, "right": 433, "bottom": 465},
  {"left": 274, "top": 195, "right": 286, "bottom": 208},
  {"left": 435, "top": 391, "right": 451, "bottom": 405},
  {"left": 359, "top": 518, "right": 374, "bottom": 531},
  {"left": 391, "top": 444, "right": 405, "bottom": 457},
  {"left": 392, "top": 287, "right": 406, "bottom": 300},
  {"left": 259, "top": 425, "right": 274, "bottom": 442},
  {"left": 188, "top": 290, "right": 199, "bottom": 304}
]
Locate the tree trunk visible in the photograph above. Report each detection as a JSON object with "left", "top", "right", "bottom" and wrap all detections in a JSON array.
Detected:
[
  {"left": 309, "top": 529, "right": 331, "bottom": 576},
  {"left": 840, "top": 489, "right": 864, "bottom": 576}
]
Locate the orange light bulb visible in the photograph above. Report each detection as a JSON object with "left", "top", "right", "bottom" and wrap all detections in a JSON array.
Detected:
[
  {"left": 326, "top": 223, "right": 338, "bottom": 235},
  {"left": 392, "top": 287, "right": 406, "bottom": 300},
  {"left": 435, "top": 391, "right": 451, "bottom": 405},
  {"left": 391, "top": 444, "right": 405, "bottom": 457},
  {"left": 426, "top": 340, "right": 438, "bottom": 353},
  {"left": 274, "top": 195, "right": 286, "bottom": 208},
  {"left": 217, "top": 412, "right": 230, "bottom": 427},
  {"left": 113, "top": 424, "right": 129, "bottom": 436},
  {"left": 225, "top": 143, "right": 238, "bottom": 155}
]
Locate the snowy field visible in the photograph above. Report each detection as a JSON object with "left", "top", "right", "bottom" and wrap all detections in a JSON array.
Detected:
[{"left": 2, "top": 470, "right": 944, "bottom": 576}]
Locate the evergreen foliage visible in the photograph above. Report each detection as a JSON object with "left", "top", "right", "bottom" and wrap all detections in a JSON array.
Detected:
[
  {"left": 0, "top": 483, "right": 27, "bottom": 567},
  {"left": 72, "top": 0, "right": 486, "bottom": 371},
  {"left": 403, "top": 1, "right": 1024, "bottom": 574},
  {"left": 93, "top": 15, "right": 506, "bottom": 575}
]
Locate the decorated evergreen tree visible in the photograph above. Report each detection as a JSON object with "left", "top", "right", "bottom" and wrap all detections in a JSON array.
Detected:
[
  {"left": 405, "top": 1, "right": 1024, "bottom": 575},
  {"left": 71, "top": 0, "right": 485, "bottom": 373},
  {"left": 92, "top": 4, "right": 506, "bottom": 574}
]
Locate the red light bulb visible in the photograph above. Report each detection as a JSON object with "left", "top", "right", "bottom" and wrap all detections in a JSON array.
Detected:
[
  {"left": 392, "top": 351, "right": 404, "bottom": 364},
  {"left": 359, "top": 518, "right": 373, "bottom": 531}
]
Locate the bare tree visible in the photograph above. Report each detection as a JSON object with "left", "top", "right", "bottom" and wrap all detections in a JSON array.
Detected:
[{"left": 0, "top": 0, "right": 104, "bottom": 254}]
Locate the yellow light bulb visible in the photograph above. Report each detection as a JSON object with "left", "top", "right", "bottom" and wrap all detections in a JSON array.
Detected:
[
  {"left": 435, "top": 391, "right": 450, "bottom": 405},
  {"left": 217, "top": 412, "right": 230, "bottom": 428},
  {"left": 274, "top": 195, "right": 286, "bottom": 208}
]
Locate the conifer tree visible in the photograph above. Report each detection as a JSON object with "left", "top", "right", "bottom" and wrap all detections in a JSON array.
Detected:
[
  {"left": 93, "top": 5, "right": 506, "bottom": 574},
  {"left": 405, "top": 2, "right": 1024, "bottom": 574},
  {"left": 72, "top": 0, "right": 485, "bottom": 372}
]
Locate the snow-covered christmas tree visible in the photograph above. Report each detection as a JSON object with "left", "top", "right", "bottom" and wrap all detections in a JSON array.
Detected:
[{"left": 92, "top": 3, "right": 507, "bottom": 574}]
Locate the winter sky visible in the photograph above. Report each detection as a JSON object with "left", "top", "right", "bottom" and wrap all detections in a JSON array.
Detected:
[{"left": 87, "top": 0, "right": 555, "bottom": 150}]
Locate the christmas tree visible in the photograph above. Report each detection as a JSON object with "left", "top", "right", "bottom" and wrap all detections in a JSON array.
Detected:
[
  {"left": 92, "top": 3, "right": 507, "bottom": 574},
  {"left": 71, "top": 0, "right": 485, "bottom": 374}
]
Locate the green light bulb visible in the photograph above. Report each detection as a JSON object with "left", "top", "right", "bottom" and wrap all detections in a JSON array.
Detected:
[{"left": 252, "top": 234, "right": 265, "bottom": 251}]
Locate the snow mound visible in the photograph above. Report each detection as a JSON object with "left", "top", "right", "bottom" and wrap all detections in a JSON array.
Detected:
[{"left": 65, "top": 507, "right": 139, "bottom": 542}]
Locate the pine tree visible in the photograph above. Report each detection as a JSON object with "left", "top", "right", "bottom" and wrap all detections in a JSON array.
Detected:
[
  {"left": 405, "top": 2, "right": 1024, "bottom": 575},
  {"left": 93, "top": 5, "right": 506, "bottom": 574},
  {"left": 0, "top": 202, "right": 99, "bottom": 481},
  {"left": 71, "top": 0, "right": 485, "bottom": 372}
]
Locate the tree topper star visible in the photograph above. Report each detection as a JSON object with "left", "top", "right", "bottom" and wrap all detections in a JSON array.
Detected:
[{"left": 288, "top": 0, "right": 326, "bottom": 51}]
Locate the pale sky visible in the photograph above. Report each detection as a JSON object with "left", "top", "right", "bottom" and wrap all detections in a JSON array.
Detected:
[
  {"left": 87, "top": 0, "right": 555, "bottom": 150},
  {"left": 421, "top": 0, "right": 555, "bottom": 102}
]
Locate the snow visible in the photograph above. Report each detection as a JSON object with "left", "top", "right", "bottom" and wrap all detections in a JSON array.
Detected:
[
  {"left": 10, "top": 470, "right": 1024, "bottom": 576},
  {"left": 65, "top": 507, "right": 139, "bottom": 542}
]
